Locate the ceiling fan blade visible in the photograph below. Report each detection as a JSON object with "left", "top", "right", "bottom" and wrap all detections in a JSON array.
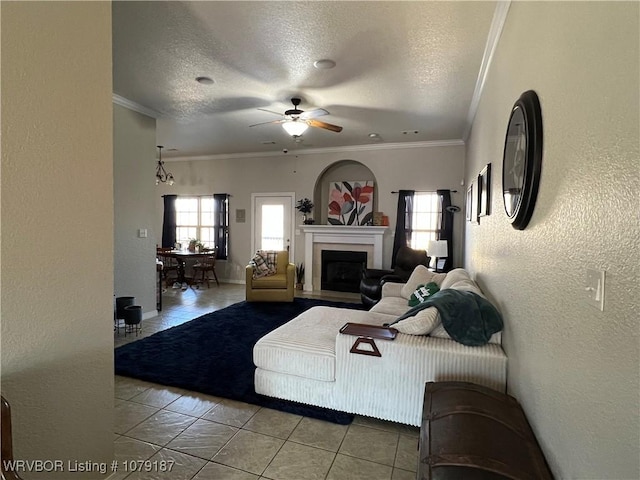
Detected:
[
  {"left": 300, "top": 108, "right": 329, "bottom": 120},
  {"left": 249, "top": 119, "right": 284, "bottom": 127},
  {"left": 257, "top": 108, "right": 285, "bottom": 117},
  {"left": 307, "top": 119, "right": 343, "bottom": 133}
]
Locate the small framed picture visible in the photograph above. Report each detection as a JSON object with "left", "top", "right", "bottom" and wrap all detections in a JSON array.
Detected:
[
  {"left": 436, "top": 258, "right": 446, "bottom": 271},
  {"left": 466, "top": 183, "right": 473, "bottom": 222},
  {"left": 478, "top": 163, "right": 491, "bottom": 218},
  {"left": 467, "top": 179, "right": 479, "bottom": 224},
  {"left": 235, "top": 209, "right": 246, "bottom": 223}
]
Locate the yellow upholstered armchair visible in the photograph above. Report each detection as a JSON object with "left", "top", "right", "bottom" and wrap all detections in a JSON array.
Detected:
[{"left": 245, "top": 250, "right": 295, "bottom": 302}]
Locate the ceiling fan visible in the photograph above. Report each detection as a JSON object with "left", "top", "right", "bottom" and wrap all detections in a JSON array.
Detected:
[{"left": 249, "top": 98, "right": 343, "bottom": 137}]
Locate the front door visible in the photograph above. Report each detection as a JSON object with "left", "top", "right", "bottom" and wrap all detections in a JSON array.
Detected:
[{"left": 251, "top": 193, "right": 295, "bottom": 258}]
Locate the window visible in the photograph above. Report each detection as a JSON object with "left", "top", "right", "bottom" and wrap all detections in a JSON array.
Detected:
[
  {"left": 261, "top": 204, "right": 285, "bottom": 250},
  {"left": 408, "top": 192, "right": 441, "bottom": 250},
  {"left": 175, "top": 195, "right": 229, "bottom": 258}
]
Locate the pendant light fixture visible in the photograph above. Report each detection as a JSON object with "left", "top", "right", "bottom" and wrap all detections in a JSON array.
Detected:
[{"left": 155, "top": 145, "right": 174, "bottom": 185}]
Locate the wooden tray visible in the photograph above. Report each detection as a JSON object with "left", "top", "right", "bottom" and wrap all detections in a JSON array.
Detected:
[{"left": 339, "top": 323, "right": 397, "bottom": 340}]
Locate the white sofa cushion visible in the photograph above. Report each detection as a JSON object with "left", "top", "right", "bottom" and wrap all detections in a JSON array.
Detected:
[
  {"left": 253, "top": 306, "right": 393, "bottom": 382},
  {"left": 440, "top": 268, "right": 472, "bottom": 289},
  {"left": 390, "top": 307, "right": 440, "bottom": 335},
  {"left": 439, "top": 268, "right": 486, "bottom": 298},
  {"left": 400, "top": 266, "right": 446, "bottom": 299},
  {"left": 369, "top": 295, "right": 409, "bottom": 316}
]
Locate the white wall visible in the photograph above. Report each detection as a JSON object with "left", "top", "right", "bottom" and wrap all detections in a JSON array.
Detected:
[
  {"left": 158, "top": 143, "right": 465, "bottom": 282},
  {"left": 465, "top": 2, "right": 639, "bottom": 478},
  {"left": 0, "top": 2, "right": 114, "bottom": 478},
  {"left": 113, "top": 105, "right": 158, "bottom": 316}
]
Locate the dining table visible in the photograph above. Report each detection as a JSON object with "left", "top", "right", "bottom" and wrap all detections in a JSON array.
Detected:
[{"left": 161, "top": 250, "right": 213, "bottom": 287}]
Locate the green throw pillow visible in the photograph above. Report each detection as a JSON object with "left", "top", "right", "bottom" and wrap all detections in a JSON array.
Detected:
[{"left": 408, "top": 282, "right": 440, "bottom": 307}]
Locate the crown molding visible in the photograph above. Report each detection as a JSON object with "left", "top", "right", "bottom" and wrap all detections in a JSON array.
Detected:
[
  {"left": 463, "top": 1, "right": 511, "bottom": 142},
  {"left": 112, "top": 94, "right": 159, "bottom": 118},
  {"left": 164, "top": 139, "right": 465, "bottom": 162}
]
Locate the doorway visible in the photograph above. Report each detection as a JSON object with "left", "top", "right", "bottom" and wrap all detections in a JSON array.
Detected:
[{"left": 251, "top": 193, "right": 295, "bottom": 259}]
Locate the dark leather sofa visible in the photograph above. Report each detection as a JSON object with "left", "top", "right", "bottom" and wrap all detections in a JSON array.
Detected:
[{"left": 360, "top": 246, "right": 430, "bottom": 308}]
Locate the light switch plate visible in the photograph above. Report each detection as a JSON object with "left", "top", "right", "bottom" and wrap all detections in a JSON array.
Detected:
[
  {"left": 585, "top": 269, "right": 605, "bottom": 311},
  {"left": 138, "top": 228, "right": 148, "bottom": 238}
]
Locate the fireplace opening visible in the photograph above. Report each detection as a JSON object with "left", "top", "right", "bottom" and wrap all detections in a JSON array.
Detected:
[{"left": 321, "top": 250, "right": 367, "bottom": 293}]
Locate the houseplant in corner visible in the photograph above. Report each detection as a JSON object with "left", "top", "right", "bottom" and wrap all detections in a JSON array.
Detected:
[
  {"left": 295, "top": 263, "right": 305, "bottom": 290},
  {"left": 296, "top": 197, "right": 314, "bottom": 225}
]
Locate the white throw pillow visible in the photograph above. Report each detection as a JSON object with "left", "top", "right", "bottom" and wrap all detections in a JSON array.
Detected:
[
  {"left": 448, "top": 280, "right": 485, "bottom": 298},
  {"left": 440, "top": 268, "right": 472, "bottom": 290},
  {"left": 391, "top": 307, "right": 440, "bottom": 335},
  {"left": 401, "top": 266, "right": 446, "bottom": 299},
  {"left": 429, "top": 323, "right": 449, "bottom": 338}
]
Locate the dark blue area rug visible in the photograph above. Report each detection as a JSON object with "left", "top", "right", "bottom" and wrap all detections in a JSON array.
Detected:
[{"left": 115, "top": 298, "right": 366, "bottom": 424}]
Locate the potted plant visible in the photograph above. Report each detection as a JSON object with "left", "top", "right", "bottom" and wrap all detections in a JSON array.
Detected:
[
  {"left": 296, "top": 197, "right": 314, "bottom": 224},
  {"left": 188, "top": 238, "right": 204, "bottom": 252},
  {"left": 295, "top": 263, "right": 305, "bottom": 290}
]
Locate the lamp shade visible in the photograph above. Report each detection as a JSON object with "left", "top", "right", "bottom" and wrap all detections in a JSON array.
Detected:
[
  {"left": 427, "top": 240, "right": 448, "bottom": 258},
  {"left": 282, "top": 120, "right": 308, "bottom": 136}
]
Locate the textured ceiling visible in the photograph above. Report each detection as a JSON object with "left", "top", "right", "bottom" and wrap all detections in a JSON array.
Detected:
[{"left": 113, "top": 1, "right": 498, "bottom": 158}]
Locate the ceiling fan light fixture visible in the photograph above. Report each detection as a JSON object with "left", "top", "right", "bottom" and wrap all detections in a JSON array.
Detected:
[{"left": 282, "top": 120, "right": 308, "bottom": 137}]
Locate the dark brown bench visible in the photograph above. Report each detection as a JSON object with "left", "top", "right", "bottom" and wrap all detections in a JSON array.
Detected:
[
  {"left": 2, "top": 396, "right": 24, "bottom": 480},
  {"left": 418, "top": 381, "right": 554, "bottom": 480}
]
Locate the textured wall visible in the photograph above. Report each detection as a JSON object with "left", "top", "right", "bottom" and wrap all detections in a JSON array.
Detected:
[
  {"left": 465, "top": 2, "right": 639, "bottom": 478},
  {"left": 0, "top": 2, "right": 114, "bottom": 478},
  {"left": 156, "top": 143, "right": 466, "bottom": 281},
  {"left": 113, "top": 105, "right": 157, "bottom": 316}
]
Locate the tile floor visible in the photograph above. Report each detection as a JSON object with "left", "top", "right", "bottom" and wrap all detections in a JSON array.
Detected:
[{"left": 114, "top": 283, "right": 419, "bottom": 480}]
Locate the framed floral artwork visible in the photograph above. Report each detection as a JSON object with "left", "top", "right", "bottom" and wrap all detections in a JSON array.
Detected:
[{"left": 328, "top": 181, "right": 374, "bottom": 225}]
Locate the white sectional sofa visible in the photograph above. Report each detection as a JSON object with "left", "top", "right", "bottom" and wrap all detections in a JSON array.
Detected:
[{"left": 253, "top": 268, "right": 507, "bottom": 426}]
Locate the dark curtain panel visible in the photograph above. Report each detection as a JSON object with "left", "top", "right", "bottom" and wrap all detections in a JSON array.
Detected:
[
  {"left": 214, "top": 193, "right": 229, "bottom": 260},
  {"left": 436, "top": 189, "right": 454, "bottom": 272},
  {"left": 161, "top": 195, "right": 178, "bottom": 248},
  {"left": 391, "top": 190, "right": 415, "bottom": 268}
]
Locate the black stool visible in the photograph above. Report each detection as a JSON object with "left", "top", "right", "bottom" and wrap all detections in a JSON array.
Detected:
[
  {"left": 123, "top": 305, "right": 142, "bottom": 336},
  {"left": 115, "top": 296, "right": 135, "bottom": 335}
]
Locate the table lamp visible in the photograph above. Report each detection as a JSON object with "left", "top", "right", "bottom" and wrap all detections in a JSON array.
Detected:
[{"left": 427, "top": 240, "right": 448, "bottom": 272}]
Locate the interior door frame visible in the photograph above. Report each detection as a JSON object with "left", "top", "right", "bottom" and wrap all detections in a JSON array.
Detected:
[{"left": 250, "top": 192, "right": 296, "bottom": 260}]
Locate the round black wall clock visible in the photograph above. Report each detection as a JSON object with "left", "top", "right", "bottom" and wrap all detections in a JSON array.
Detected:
[{"left": 502, "top": 90, "right": 543, "bottom": 230}]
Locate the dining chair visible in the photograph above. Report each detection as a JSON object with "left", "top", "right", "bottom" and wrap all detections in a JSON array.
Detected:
[
  {"left": 156, "top": 247, "right": 179, "bottom": 287},
  {"left": 192, "top": 247, "right": 220, "bottom": 288}
]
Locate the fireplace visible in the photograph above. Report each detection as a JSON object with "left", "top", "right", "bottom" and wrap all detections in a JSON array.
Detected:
[
  {"left": 321, "top": 250, "right": 367, "bottom": 293},
  {"left": 300, "top": 225, "right": 387, "bottom": 292}
]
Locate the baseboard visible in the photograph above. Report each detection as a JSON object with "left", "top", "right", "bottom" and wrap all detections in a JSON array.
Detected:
[
  {"left": 220, "top": 278, "right": 246, "bottom": 285},
  {"left": 143, "top": 310, "right": 158, "bottom": 320}
]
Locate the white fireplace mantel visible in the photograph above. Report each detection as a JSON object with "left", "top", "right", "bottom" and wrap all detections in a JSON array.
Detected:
[{"left": 300, "top": 225, "right": 387, "bottom": 292}]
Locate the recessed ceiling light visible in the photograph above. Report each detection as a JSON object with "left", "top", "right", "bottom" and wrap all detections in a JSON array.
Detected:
[
  {"left": 313, "top": 59, "right": 336, "bottom": 70},
  {"left": 368, "top": 133, "right": 380, "bottom": 138},
  {"left": 196, "top": 76, "right": 214, "bottom": 85}
]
